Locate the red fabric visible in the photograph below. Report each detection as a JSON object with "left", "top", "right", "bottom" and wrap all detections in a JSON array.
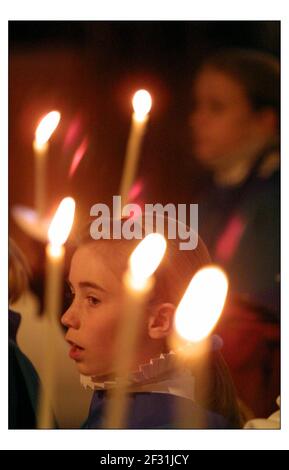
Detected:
[{"left": 215, "top": 299, "right": 280, "bottom": 418}]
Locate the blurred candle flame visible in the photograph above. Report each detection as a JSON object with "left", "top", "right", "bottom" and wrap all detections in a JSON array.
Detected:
[
  {"left": 127, "top": 180, "right": 143, "bottom": 202},
  {"left": 174, "top": 265, "right": 228, "bottom": 343},
  {"left": 48, "top": 197, "right": 75, "bottom": 255},
  {"left": 129, "top": 233, "right": 166, "bottom": 290},
  {"left": 35, "top": 111, "right": 61, "bottom": 148},
  {"left": 132, "top": 90, "right": 152, "bottom": 122},
  {"left": 68, "top": 136, "right": 88, "bottom": 177},
  {"left": 63, "top": 115, "right": 82, "bottom": 150}
]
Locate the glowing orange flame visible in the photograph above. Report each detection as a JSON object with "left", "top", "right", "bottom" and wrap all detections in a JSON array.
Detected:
[
  {"left": 132, "top": 90, "right": 152, "bottom": 122},
  {"left": 35, "top": 111, "right": 61, "bottom": 148},
  {"left": 129, "top": 233, "right": 166, "bottom": 290},
  {"left": 48, "top": 197, "right": 75, "bottom": 255},
  {"left": 174, "top": 265, "right": 228, "bottom": 343}
]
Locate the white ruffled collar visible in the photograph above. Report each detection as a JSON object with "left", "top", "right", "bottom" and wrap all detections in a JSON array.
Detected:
[
  {"left": 80, "top": 346, "right": 197, "bottom": 402},
  {"left": 80, "top": 335, "right": 222, "bottom": 392},
  {"left": 80, "top": 347, "right": 185, "bottom": 391}
]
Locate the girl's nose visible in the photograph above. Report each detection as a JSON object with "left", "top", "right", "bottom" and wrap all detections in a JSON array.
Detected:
[{"left": 61, "top": 305, "right": 80, "bottom": 330}]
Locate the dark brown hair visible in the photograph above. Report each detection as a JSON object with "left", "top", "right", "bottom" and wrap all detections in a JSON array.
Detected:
[{"left": 198, "top": 48, "right": 280, "bottom": 119}]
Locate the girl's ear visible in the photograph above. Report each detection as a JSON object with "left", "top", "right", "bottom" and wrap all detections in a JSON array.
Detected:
[{"left": 147, "top": 303, "right": 176, "bottom": 339}]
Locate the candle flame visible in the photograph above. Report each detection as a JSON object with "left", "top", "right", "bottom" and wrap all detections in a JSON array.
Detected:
[
  {"left": 48, "top": 197, "right": 75, "bottom": 248},
  {"left": 132, "top": 90, "right": 152, "bottom": 122},
  {"left": 127, "top": 180, "right": 143, "bottom": 202},
  {"left": 129, "top": 233, "right": 166, "bottom": 290},
  {"left": 174, "top": 265, "right": 228, "bottom": 343},
  {"left": 35, "top": 111, "right": 61, "bottom": 147},
  {"left": 68, "top": 136, "right": 88, "bottom": 178}
]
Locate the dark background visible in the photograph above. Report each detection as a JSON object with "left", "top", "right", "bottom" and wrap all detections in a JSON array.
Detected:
[{"left": 9, "top": 21, "right": 280, "bottom": 272}]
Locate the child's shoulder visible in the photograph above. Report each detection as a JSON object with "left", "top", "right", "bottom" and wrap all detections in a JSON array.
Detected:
[
  {"left": 83, "top": 391, "right": 229, "bottom": 429},
  {"left": 130, "top": 392, "right": 228, "bottom": 429}
]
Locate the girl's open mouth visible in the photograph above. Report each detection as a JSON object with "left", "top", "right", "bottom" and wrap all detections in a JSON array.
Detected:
[{"left": 67, "top": 340, "right": 85, "bottom": 360}]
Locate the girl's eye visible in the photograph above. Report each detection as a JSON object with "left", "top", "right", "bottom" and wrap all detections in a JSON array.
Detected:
[{"left": 87, "top": 296, "right": 100, "bottom": 307}]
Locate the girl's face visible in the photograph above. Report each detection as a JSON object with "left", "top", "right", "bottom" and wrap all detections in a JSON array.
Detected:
[
  {"left": 61, "top": 244, "right": 124, "bottom": 377},
  {"left": 61, "top": 243, "right": 156, "bottom": 377},
  {"left": 190, "top": 68, "right": 261, "bottom": 168}
]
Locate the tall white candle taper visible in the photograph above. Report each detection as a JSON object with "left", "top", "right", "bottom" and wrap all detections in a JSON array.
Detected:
[
  {"left": 105, "top": 233, "right": 167, "bottom": 428},
  {"left": 37, "top": 197, "right": 75, "bottom": 429},
  {"left": 117, "top": 90, "right": 152, "bottom": 217},
  {"left": 33, "top": 111, "right": 61, "bottom": 220}
]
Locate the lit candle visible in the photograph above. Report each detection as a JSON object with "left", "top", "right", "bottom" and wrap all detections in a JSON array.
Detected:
[
  {"left": 37, "top": 197, "right": 75, "bottom": 429},
  {"left": 117, "top": 90, "right": 152, "bottom": 217},
  {"left": 33, "top": 111, "right": 61, "bottom": 220},
  {"left": 105, "top": 233, "right": 167, "bottom": 428},
  {"left": 172, "top": 265, "right": 228, "bottom": 428},
  {"left": 174, "top": 265, "right": 228, "bottom": 345}
]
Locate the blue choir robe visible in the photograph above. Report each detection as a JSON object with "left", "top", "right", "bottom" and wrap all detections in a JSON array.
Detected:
[{"left": 82, "top": 390, "right": 229, "bottom": 429}]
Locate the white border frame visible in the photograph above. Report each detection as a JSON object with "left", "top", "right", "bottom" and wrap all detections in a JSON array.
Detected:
[{"left": 1, "top": 0, "right": 287, "bottom": 450}]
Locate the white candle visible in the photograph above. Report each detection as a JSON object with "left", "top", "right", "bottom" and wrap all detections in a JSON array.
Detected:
[
  {"left": 37, "top": 197, "right": 75, "bottom": 429},
  {"left": 117, "top": 90, "right": 152, "bottom": 217},
  {"left": 105, "top": 233, "right": 166, "bottom": 428},
  {"left": 33, "top": 111, "right": 61, "bottom": 220}
]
